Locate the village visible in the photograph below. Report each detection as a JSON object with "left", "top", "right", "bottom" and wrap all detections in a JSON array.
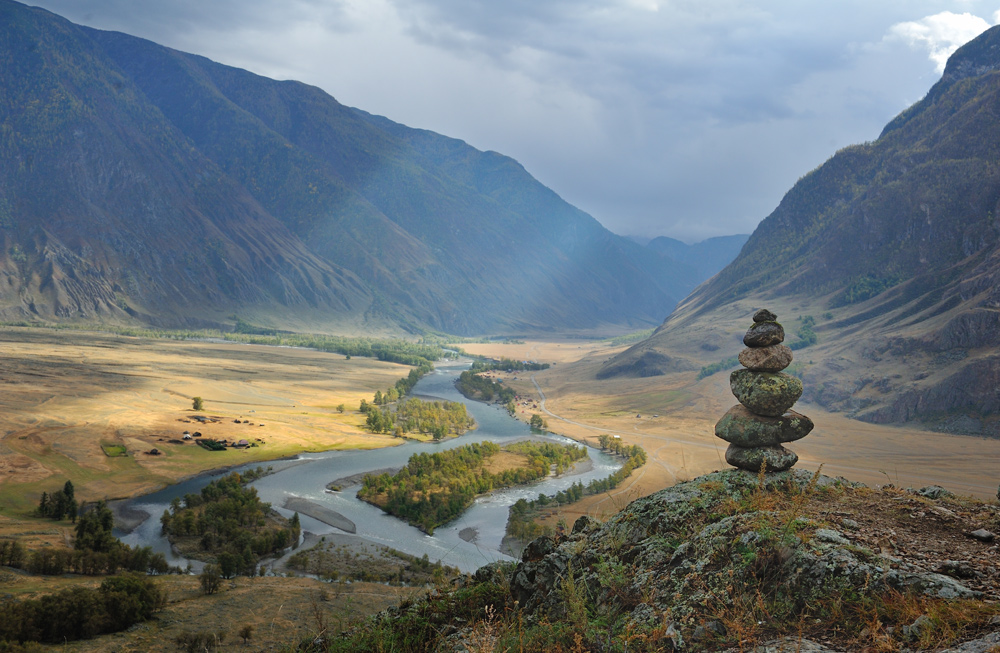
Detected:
[{"left": 143, "top": 414, "right": 268, "bottom": 456}]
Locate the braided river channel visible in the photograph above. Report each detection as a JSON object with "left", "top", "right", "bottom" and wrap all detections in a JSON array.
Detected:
[{"left": 117, "top": 359, "right": 622, "bottom": 573}]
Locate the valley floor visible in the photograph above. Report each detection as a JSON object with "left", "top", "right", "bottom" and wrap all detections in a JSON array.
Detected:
[{"left": 460, "top": 337, "right": 1000, "bottom": 533}]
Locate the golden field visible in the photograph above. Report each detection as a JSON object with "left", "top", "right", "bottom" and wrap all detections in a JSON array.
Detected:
[{"left": 0, "top": 327, "right": 408, "bottom": 514}]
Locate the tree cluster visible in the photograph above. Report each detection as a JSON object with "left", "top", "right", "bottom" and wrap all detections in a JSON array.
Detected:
[
  {"left": 358, "top": 441, "right": 587, "bottom": 534},
  {"left": 506, "top": 439, "right": 648, "bottom": 543},
  {"left": 697, "top": 356, "right": 740, "bottom": 380},
  {"left": 455, "top": 370, "right": 515, "bottom": 404},
  {"left": 36, "top": 480, "right": 78, "bottom": 521},
  {"left": 469, "top": 357, "right": 549, "bottom": 372},
  {"left": 19, "top": 499, "right": 171, "bottom": 576},
  {"left": 362, "top": 397, "right": 474, "bottom": 439},
  {"left": 788, "top": 315, "right": 818, "bottom": 350},
  {"left": 0, "top": 573, "right": 164, "bottom": 645},
  {"left": 159, "top": 471, "right": 299, "bottom": 577},
  {"left": 226, "top": 329, "right": 444, "bottom": 366}
]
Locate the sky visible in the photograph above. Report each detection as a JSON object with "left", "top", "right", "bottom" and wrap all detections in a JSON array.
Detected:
[{"left": 24, "top": 0, "right": 1000, "bottom": 243}]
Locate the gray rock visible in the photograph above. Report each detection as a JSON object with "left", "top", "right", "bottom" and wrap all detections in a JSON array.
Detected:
[
  {"left": 969, "top": 528, "right": 996, "bottom": 542},
  {"left": 901, "top": 615, "right": 934, "bottom": 640},
  {"left": 753, "top": 308, "right": 778, "bottom": 323},
  {"left": 942, "top": 630, "right": 1000, "bottom": 652},
  {"left": 744, "top": 321, "right": 785, "bottom": 347},
  {"left": 885, "top": 571, "right": 982, "bottom": 599},
  {"left": 725, "top": 443, "right": 799, "bottom": 472},
  {"left": 841, "top": 518, "right": 860, "bottom": 530},
  {"left": 739, "top": 344, "right": 794, "bottom": 372},
  {"left": 730, "top": 369, "right": 804, "bottom": 417},
  {"left": 915, "top": 485, "right": 954, "bottom": 499},
  {"left": 521, "top": 536, "right": 555, "bottom": 562},
  {"left": 814, "top": 529, "right": 849, "bottom": 545},
  {"left": 715, "top": 404, "right": 814, "bottom": 447},
  {"left": 572, "top": 515, "right": 596, "bottom": 534},
  {"left": 937, "top": 560, "right": 979, "bottom": 579}
]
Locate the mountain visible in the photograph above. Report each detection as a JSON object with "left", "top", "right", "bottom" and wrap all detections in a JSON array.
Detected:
[
  {"left": 0, "top": 0, "right": 703, "bottom": 335},
  {"left": 646, "top": 234, "right": 749, "bottom": 283},
  {"left": 601, "top": 26, "right": 1000, "bottom": 434}
]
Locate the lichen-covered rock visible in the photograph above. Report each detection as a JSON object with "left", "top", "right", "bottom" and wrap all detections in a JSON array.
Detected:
[
  {"left": 715, "top": 405, "right": 813, "bottom": 447},
  {"left": 730, "top": 369, "right": 803, "bottom": 416},
  {"left": 885, "top": 570, "right": 982, "bottom": 599},
  {"left": 725, "top": 443, "right": 799, "bottom": 471},
  {"left": 738, "top": 343, "right": 793, "bottom": 372},
  {"left": 744, "top": 321, "right": 785, "bottom": 347}
]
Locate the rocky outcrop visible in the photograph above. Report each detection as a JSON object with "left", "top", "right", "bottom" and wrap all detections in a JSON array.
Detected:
[
  {"left": 500, "top": 470, "right": 993, "bottom": 650},
  {"left": 856, "top": 355, "right": 1000, "bottom": 425},
  {"left": 337, "top": 468, "right": 1000, "bottom": 652}
]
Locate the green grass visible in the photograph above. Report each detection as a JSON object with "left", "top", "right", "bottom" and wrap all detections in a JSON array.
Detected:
[{"left": 100, "top": 443, "right": 127, "bottom": 457}]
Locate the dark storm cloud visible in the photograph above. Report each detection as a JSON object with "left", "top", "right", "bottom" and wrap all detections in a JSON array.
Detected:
[{"left": 23, "top": 0, "right": 999, "bottom": 241}]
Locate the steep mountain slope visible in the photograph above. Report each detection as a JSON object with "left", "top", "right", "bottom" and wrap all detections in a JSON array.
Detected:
[
  {"left": 0, "top": 1, "right": 370, "bottom": 328},
  {"left": 601, "top": 26, "right": 1000, "bottom": 433},
  {"left": 0, "top": 0, "right": 699, "bottom": 334}
]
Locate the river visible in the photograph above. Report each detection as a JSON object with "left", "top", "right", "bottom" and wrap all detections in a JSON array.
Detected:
[{"left": 117, "top": 360, "right": 621, "bottom": 573}]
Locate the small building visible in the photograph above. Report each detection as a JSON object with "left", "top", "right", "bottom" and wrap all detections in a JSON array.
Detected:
[{"left": 234, "top": 439, "right": 250, "bottom": 448}]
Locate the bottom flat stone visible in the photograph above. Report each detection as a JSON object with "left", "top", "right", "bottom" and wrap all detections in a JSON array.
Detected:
[{"left": 725, "top": 443, "right": 798, "bottom": 472}]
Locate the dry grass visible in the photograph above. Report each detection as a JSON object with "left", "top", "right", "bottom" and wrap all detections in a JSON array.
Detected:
[
  {"left": 0, "top": 328, "right": 410, "bottom": 514},
  {"left": 52, "top": 575, "right": 423, "bottom": 652},
  {"left": 481, "top": 450, "right": 531, "bottom": 475}
]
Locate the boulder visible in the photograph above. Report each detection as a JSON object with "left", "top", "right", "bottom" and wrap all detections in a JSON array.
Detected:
[
  {"left": 715, "top": 405, "right": 813, "bottom": 447},
  {"left": 744, "top": 321, "right": 785, "bottom": 347},
  {"left": 725, "top": 444, "right": 799, "bottom": 472},
  {"left": 730, "top": 369, "right": 803, "bottom": 417},
  {"left": 738, "top": 344, "right": 793, "bottom": 372}
]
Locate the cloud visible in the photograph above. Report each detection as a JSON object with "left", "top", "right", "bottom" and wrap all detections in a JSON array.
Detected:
[{"left": 887, "top": 11, "right": 994, "bottom": 73}]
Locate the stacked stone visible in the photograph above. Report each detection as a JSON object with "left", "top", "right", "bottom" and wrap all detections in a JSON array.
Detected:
[{"left": 715, "top": 308, "right": 813, "bottom": 472}]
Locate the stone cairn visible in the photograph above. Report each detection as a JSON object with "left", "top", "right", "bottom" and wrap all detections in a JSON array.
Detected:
[{"left": 714, "top": 308, "right": 814, "bottom": 472}]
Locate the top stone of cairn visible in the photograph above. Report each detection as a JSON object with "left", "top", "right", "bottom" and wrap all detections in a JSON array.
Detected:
[{"left": 753, "top": 308, "right": 777, "bottom": 323}]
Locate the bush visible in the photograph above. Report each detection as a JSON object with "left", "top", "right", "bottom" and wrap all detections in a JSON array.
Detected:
[{"left": 200, "top": 564, "right": 222, "bottom": 595}]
